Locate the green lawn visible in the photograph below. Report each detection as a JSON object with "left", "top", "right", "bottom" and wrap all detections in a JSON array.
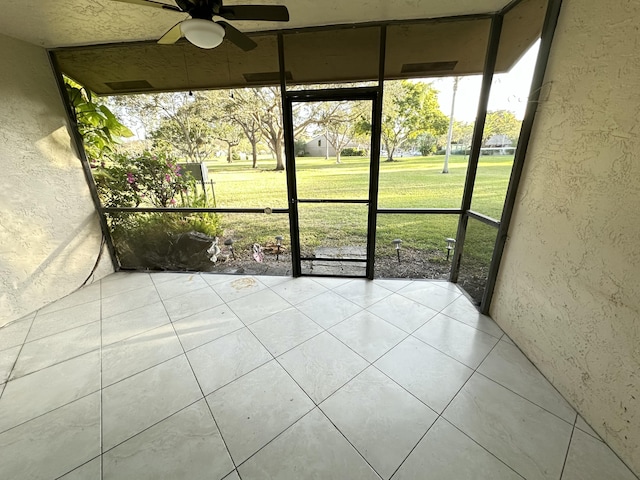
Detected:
[{"left": 204, "top": 154, "right": 513, "bottom": 260}]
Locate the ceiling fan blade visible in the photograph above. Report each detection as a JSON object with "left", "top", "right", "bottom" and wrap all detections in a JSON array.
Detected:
[
  {"left": 110, "top": 0, "right": 183, "bottom": 12},
  {"left": 218, "top": 5, "right": 289, "bottom": 22},
  {"left": 157, "top": 21, "right": 183, "bottom": 44},
  {"left": 218, "top": 21, "right": 258, "bottom": 51}
]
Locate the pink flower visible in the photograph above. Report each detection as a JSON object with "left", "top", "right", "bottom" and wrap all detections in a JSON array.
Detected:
[
  {"left": 165, "top": 174, "right": 172, "bottom": 182},
  {"left": 170, "top": 198, "right": 176, "bottom": 205},
  {"left": 126, "top": 173, "right": 135, "bottom": 184}
]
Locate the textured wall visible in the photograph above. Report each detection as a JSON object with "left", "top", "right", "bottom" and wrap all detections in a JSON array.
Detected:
[
  {"left": 491, "top": 0, "right": 640, "bottom": 474},
  {"left": 0, "top": 33, "right": 113, "bottom": 327}
]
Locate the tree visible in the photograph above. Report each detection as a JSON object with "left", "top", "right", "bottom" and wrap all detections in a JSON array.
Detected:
[
  {"left": 483, "top": 110, "right": 522, "bottom": 145},
  {"left": 213, "top": 122, "right": 243, "bottom": 163},
  {"left": 220, "top": 90, "right": 263, "bottom": 168},
  {"left": 230, "top": 87, "right": 319, "bottom": 170},
  {"left": 359, "top": 81, "right": 448, "bottom": 162},
  {"left": 316, "top": 101, "right": 367, "bottom": 164},
  {"left": 65, "top": 78, "right": 133, "bottom": 163},
  {"left": 110, "top": 92, "right": 217, "bottom": 163}
]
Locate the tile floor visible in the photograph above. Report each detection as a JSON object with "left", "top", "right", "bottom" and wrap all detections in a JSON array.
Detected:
[{"left": 0, "top": 272, "right": 637, "bottom": 480}]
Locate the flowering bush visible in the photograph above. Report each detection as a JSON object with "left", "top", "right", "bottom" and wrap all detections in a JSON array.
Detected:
[{"left": 93, "top": 151, "right": 195, "bottom": 208}]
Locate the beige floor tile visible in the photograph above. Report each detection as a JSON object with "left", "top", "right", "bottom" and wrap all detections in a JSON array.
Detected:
[
  {"left": 206, "top": 361, "right": 314, "bottom": 464},
  {"left": 0, "top": 393, "right": 100, "bottom": 480},
  {"left": 321, "top": 367, "right": 437, "bottom": 479},
  {"left": 238, "top": 408, "right": 380, "bottom": 480},
  {"left": 104, "top": 399, "right": 234, "bottom": 480}
]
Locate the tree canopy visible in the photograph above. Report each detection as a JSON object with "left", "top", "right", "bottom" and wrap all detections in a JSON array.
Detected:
[
  {"left": 377, "top": 81, "right": 448, "bottom": 161},
  {"left": 483, "top": 110, "right": 522, "bottom": 145},
  {"left": 107, "top": 80, "right": 451, "bottom": 168}
]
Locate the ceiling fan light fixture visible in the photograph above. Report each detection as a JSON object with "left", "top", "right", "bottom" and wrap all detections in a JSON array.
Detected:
[{"left": 181, "top": 19, "right": 225, "bottom": 49}]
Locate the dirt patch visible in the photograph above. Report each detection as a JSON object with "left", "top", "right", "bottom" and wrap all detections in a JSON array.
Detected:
[
  {"left": 206, "top": 246, "right": 453, "bottom": 280},
  {"left": 374, "top": 248, "right": 452, "bottom": 280}
]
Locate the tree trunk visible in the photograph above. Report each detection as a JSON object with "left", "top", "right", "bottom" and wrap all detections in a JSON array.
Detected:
[
  {"left": 227, "top": 144, "right": 233, "bottom": 163},
  {"left": 251, "top": 141, "right": 258, "bottom": 168},
  {"left": 274, "top": 137, "right": 285, "bottom": 171},
  {"left": 275, "top": 149, "right": 285, "bottom": 170},
  {"left": 443, "top": 77, "right": 459, "bottom": 174},
  {"left": 325, "top": 131, "right": 329, "bottom": 160},
  {"left": 336, "top": 152, "right": 341, "bottom": 164}
]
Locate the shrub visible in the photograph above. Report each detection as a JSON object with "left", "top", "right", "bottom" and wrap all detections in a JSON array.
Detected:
[
  {"left": 110, "top": 212, "right": 222, "bottom": 270},
  {"left": 341, "top": 147, "right": 366, "bottom": 157},
  {"left": 93, "top": 151, "right": 195, "bottom": 208}
]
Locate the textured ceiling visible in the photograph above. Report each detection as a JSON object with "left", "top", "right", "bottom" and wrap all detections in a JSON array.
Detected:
[{"left": 0, "top": 0, "right": 512, "bottom": 48}]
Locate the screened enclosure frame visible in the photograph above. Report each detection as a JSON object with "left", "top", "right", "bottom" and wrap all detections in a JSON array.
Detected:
[{"left": 50, "top": 0, "right": 563, "bottom": 313}]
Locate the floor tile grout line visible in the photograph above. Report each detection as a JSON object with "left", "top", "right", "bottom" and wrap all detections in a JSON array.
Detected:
[
  {"left": 298, "top": 299, "right": 366, "bottom": 332},
  {"left": 293, "top": 356, "right": 370, "bottom": 408},
  {"left": 33, "top": 290, "right": 100, "bottom": 318},
  {"left": 386, "top": 416, "right": 439, "bottom": 480},
  {"left": 155, "top": 282, "right": 217, "bottom": 303},
  {"left": 408, "top": 329, "right": 490, "bottom": 371},
  {"left": 393, "top": 283, "right": 461, "bottom": 310},
  {"left": 0, "top": 312, "right": 36, "bottom": 333},
  {"left": 366, "top": 344, "right": 519, "bottom": 478},
  {"left": 437, "top": 309, "right": 504, "bottom": 339},
  {"left": 362, "top": 302, "right": 439, "bottom": 336},
  {"left": 439, "top": 338, "right": 501, "bottom": 415},
  {"left": 180, "top": 324, "right": 247, "bottom": 354},
  {"left": 473, "top": 370, "right": 577, "bottom": 428},
  {"left": 442, "top": 418, "right": 527, "bottom": 480},
  {"left": 21, "top": 316, "right": 102, "bottom": 347},
  {"left": 247, "top": 324, "right": 326, "bottom": 359},
  {"left": 0, "top": 387, "right": 102, "bottom": 436},
  {"left": 559, "top": 423, "right": 577, "bottom": 480},
  {"left": 369, "top": 364, "right": 440, "bottom": 417},
  {"left": 213, "top": 324, "right": 319, "bottom": 471},
  {"left": 224, "top": 290, "right": 294, "bottom": 326},
  {"left": 433, "top": 338, "right": 567, "bottom": 479},
  {"left": 328, "top": 284, "right": 395, "bottom": 311},
  {"left": 151, "top": 275, "right": 239, "bottom": 476},
  {"left": 101, "top": 297, "right": 165, "bottom": 322},
  {"left": 266, "top": 277, "right": 333, "bottom": 308},
  {"left": 314, "top": 407, "right": 385, "bottom": 479},
  {"left": 243, "top": 297, "right": 326, "bottom": 335},
  {"left": 234, "top": 404, "right": 316, "bottom": 469},
  {"left": 430, "top": 339, "right": 533, "bottom": 479},
  {"left": 323, "top": 320, "right": 407, "bottom": 367},
  {"left": 54, "top": 455, "right": 102, "bottom": 480},
  {"left": 7, "top": 344, "right": 103, "bottom": 384},
  {"left": 100, "top": 397, "right": 210, "bottom": 456},
  {"left": 490, "top": 337, "right": 593, "bottom": 427},
  {"left": 100, "top": 272, "right": 154, "bottom": 299},
  {"left": 99, "top": 278, "right": 104, "bottom": 480},
  {"left": 101, "top": 349, "right": 187, "bottom": 390},
  {"left": 230, "top": 407, "right": 321, "bottom": 475},
  {"left": 2, "top": 310, "right": 38, "bottom": 395},
  {"left": 565, "top": 422, "right": 640, "bottom": 480}
]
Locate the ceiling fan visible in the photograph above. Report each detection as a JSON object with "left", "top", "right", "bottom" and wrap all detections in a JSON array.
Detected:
[{"left": 111, "top": 0, "right": 289, "bottom": 51}]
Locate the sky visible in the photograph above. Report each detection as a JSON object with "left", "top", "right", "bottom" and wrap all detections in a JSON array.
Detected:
[{"left": 431, "top": 40, "right": 540, "bottom": 123}]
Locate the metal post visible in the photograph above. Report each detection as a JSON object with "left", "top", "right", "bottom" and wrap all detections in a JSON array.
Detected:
[
  {"left": 449, "top": 14, "right": 503, "bottom": 283},
  {"left": 365, "top": 25, "right": 386, "bottom": 280},
  {"left": 481, "top": 0, "right": 563, "bottom": 314},
  {"left": 209, "top": 180, "right": 217, "bottom": 207},
  {"left": 278, "top": 33, "right": 302, "bottom": 277}
]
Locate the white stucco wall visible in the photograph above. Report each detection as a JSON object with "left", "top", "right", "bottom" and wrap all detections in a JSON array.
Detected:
[
  {"left": 0, "top": 33, "right": 113, "bottom": 327},
  {"left": 491, "top": 0, "right": 639, "bottom": 474}
]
